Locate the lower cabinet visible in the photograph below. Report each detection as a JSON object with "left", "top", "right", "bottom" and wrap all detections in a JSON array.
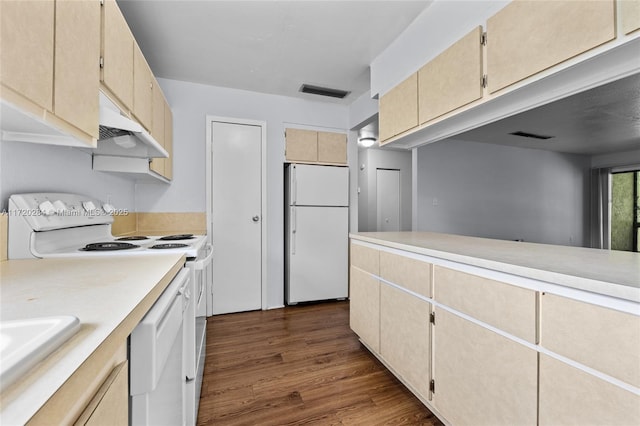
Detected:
[
  {"left": 539, "top": 354, "right": 640, "bottom": 426},
  {"left": 432, "top": 308, "right": 538, "bottom": 426},
  {"left": 349, "top": 266, "right": 380, "bottom": 352},
  {"left": 380, "top": 283, "right": 431, "bottom": 400},
  {"left": 74, "top": 361, "right": 128, "bottom": 426}
]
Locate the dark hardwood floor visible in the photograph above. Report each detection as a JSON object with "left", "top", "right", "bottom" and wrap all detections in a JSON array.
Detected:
[{"left": 197, "top": 301, "right": 443, "bottom": 425}]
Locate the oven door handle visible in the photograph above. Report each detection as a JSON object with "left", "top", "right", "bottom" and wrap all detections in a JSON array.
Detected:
[{"left": 193, "top": 244, "right": 213, "bottom": 270}]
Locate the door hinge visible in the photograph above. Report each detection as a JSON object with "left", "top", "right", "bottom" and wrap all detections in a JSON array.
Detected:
[
  {"left": 481, "top": 74, "right": 488, "bottom": 89},
  {"left": 480, "top": 31, "right": 487, "bottom": 46},
  {"left": 99, "top": 56, "right": 104, "bottom": 69},
  {"left": 429, "top": 312, "right": 436, "bottom": 325},
  {"left": 430, "top": 379, "right": 436, "bottom": 393}
]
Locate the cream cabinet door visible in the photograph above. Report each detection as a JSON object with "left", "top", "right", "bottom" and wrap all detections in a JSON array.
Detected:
[
  {"left": 379, "top": 73, "right": 418, "bottom": 143},
  {"left": 55, "top": 0, "right": 101, "bottom": 138},
  {"left": 317, "top": 131, "right": 347, "bottom": 164},
  {"left": 539, "top": 354, "right": 640, "bottom": 426},
  {"left": 432, "top": 308, "right": 538, "bottom": 426},
  {"left": 285, "top": 128, "right": 318, "bottom": 162},
  {"left": 133, "top": 44, "right": 153, "bottom": 132},
  {"left": 0, "top": 0, "right": 54, "bottom": 111},
  {"left": 349, "top": 266, "right": 380, "bottom": 352},
  {"left": 102, "top": 0, "right": 134, "bottom": 111},
  {"left": 74, "top": 361, "right": 129, "bottom": 426},
  {"left": 418, "top": 26, "right": 483, "bottom": 125},
  {"left": 487, "top": 0, "right": 615, "bottom": 93},
  {"left": 380, "top": 283, "right": 431, "bottom": 400},
  {"left": 621, "top": 0, "right": 640, "bottom": 34}
]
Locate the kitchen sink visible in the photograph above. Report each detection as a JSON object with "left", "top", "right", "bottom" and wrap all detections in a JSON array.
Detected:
[{"left": 0, "top": 316, "right": 80, "bottom": 389}]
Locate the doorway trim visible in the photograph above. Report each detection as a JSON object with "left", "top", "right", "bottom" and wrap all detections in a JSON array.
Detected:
[{"left": 205, "top": 116, "right": 268, "bottom": 311}]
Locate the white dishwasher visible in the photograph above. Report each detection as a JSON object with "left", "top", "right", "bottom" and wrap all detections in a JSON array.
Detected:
[{"left": 130, "top": 268, "right": 191, "bottom": 426}]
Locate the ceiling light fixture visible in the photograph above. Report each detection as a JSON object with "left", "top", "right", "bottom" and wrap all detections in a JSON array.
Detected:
[{"left": 358, "top": 137, "right": 376, "bottom": 148}]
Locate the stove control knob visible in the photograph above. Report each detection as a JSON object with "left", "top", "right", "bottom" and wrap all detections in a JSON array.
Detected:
[
  {"left": 39, "top": 200, "right": 56, "bottom": 216},
  {"left": 82, "top": 201, "right": 96, "bottom": 212},
  {"left": 102, "top": 203, "right": 115, "bottom": 215},
  {"left": 53, "top": 200, "right": 67, "bottom": 214}
]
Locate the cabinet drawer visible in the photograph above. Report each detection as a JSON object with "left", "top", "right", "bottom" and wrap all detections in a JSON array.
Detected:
[
  {"left": 349, "top": 266, "right": 380, "bottom": 352},
  {"left": 75, "top": 361, "right": 128, "bottom": 426},
  {"left": 540, "top": 293, "right": 640, "bottom": 388},
  {"left": 350, "top": 242, "right": 379, "bottom": 275},
  {"left": 539, "top": 354, "right": 640, "bottom": 426},
  {"left": 434, "top": 266, "right": 536, "bottom": 343},
  {"left": 380, "top": 251, "right": 431, "bottom": 298}
]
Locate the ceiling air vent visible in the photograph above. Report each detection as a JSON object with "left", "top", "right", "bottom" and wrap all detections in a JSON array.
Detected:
[
  {"left": 299, "top": 84, "right": 350, "bottom": 99},
  {"left": 509, "top": 131, "right": 554, "bottom": 140}
]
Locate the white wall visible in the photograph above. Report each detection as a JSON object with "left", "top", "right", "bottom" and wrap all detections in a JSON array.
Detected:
[
  {"left": 140, "top": 78, "right": 351, "bottom": 309},
  {"left": 370, "top": 0, "right": 509, "bottom": 97},
  {"left": 358, "top": 148, "right": 412, "bottom": 232},
  {"left": 0, "top": 140, "right": 136, "bottom": 211},
  {"left": 416, "top": 139, "right": 591, "bottom": 246},
  {"left": 591, "top": 148, "right": 640, "bottom": 169}
]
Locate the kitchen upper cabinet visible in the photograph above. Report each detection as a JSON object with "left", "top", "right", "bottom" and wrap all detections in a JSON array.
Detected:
[
  {"left": 379, "top": 73, "right": 418, "bottom": 143},
  {"left": 487, "top": 0, "right": 615, "bottom": 94},
  {"left": 285, "top": 128, "right": 317, "bottom": 162},
  {"left": 434, "top": 266, "right": 537, "bottom": 343},
  {"left": 380, "top": 283, "right": 431, "bottom": 400},
  {"left": 133, "top": 44, "right": 154, "bottom": 132},
  {"left": 285, "top": 128, "right": 347, "bottom": 164},
  {"left": 418, "top": 26, "right": 483, "bottom": 125},
  {"left": 54, "top": 0, "right": 101, "bottom": 139},
  {"left": 432, "top": 308, "right": 538, "bottom": 426},
  {"left": 539, "top": 354, "right": 640, "bottom": 425},
  {"left": 0, "top": 1, "right": 54, "bottom": 112},
  {"left": 149, "top": 80, "right": 166, "bottom": 177},
  {"left": 540, "top": 293, "right": 640, "bottom": 388},
  {"left": 101, "top": 0, "right": 134, "bottom": 112},
  {"left": 621, "top": 0, "right": 640, "bottom": 34},
  {"left": 317, "top": 131, "right": 347, "bottom": 164}
]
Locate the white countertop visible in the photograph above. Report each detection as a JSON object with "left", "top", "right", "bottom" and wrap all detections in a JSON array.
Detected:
[
  {"left": 0, "top": 254, "right": 185, "bottom": 425},
  {"left": 350, "top": 232, "right": 640, "bottom": 302}
]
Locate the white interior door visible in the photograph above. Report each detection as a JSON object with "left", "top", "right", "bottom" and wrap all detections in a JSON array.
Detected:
[
  {"left": 211, "top": 121, "right": 262, "bottom": 314},
  {"left": 376, "top": 168, "right": 400, "bottom": 231}
]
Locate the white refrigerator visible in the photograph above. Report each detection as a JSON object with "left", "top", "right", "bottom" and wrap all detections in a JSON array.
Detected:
[{"left": 285, "top": 164, "right": 349, "bottom": 304}]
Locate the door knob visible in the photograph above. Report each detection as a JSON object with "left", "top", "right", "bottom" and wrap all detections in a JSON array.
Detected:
[{"left": 252, "top": 215, "right": 260, "bottom": 222}]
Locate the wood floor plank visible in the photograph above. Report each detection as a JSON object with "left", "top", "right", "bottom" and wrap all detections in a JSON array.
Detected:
[{"left": 197, "top": 301, "right": 443, "bottom": 426}]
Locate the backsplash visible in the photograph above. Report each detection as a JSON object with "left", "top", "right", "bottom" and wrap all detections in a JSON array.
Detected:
[{"left": 112, "top": 212, "right": 206, "bottom": 236}]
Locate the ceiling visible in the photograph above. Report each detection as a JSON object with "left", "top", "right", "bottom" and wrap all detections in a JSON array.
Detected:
[
  {"left": 455, "top": 73, "right": 640, "bottom": 156},
  {"left": 117, "top": 0, "right": 431, "bottom": 104}
]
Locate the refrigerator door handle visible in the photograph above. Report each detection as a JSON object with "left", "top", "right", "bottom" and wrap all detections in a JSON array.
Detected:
[
  {"left": 291, "top": 165, "right": 297, "bottom": 205},
  {"left": 291, "top": 206, "right": 296, "bottom": 255}
]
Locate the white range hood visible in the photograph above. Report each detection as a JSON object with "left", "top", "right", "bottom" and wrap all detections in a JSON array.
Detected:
[
  {"left": 95, "top": 93, "right": 168, "bottom": 159},
  {"left": 92, "top": 155, "right": 169, "bottom": 184}
]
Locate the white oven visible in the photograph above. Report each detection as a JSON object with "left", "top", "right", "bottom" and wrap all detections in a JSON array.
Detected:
[{"left": 7, "top": 192, "right": 210, "bottom": 426}]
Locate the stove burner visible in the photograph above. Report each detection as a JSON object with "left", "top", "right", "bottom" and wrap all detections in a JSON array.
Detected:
[
  {"left": 81, "top": 242, "right": 140, "bottom": 251},
  {"left": 159, "top": 234, "right": 194, "bottom": 241},
  {"left": 116, "top": 236, "right": 149, "bottom": 241},
  {"left": 149, "top": 243, "right": 190, "bottom": 249}
]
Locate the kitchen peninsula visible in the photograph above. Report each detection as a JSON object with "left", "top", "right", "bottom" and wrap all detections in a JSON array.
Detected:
[{"left": 349, "top": 231, "right": 640, "bottom": 426}]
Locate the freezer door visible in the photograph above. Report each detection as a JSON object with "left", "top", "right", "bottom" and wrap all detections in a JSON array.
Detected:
[
  {"left": 290, "top": 164, "right": 348, "bottom": 206},
  {"left": 287, "top": 206, "right": 348, "bottom": 303}
]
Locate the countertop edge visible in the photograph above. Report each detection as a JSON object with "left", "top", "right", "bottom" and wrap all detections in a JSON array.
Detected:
[{"left": 350, "top": 233, "right": 640, "bottom": 303}]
